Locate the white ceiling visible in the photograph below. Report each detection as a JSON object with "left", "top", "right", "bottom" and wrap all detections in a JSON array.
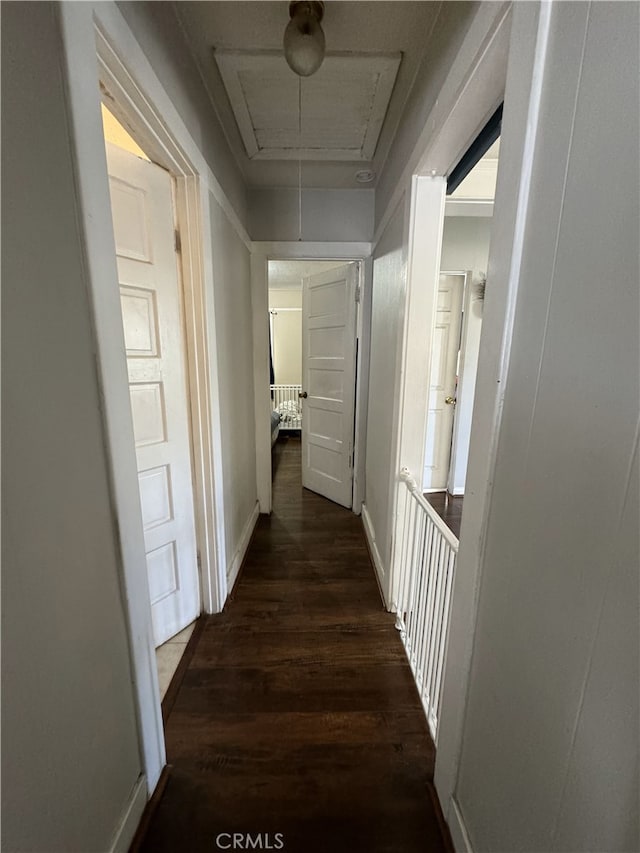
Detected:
[{"left": 175, "top": 2, "right": 442, "bottom": 189}]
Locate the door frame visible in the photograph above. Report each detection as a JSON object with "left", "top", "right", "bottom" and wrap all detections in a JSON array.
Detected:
[
  {"left": 58, "top": 2, "right": 232, "bottom": 796},
  {"left": 96, "top": 34, "right": 226, "bottom": 617},
  {"left": 252, "top": 243, "right": 372, "bottom": 515}
]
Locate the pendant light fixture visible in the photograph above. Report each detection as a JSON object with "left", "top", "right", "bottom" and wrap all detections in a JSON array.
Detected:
[
  {"left": 283, "top": 1, "right": 325, "bottom": 77},
  {"left": 283, "top": 2, "right": 325, "bottom": 240}
]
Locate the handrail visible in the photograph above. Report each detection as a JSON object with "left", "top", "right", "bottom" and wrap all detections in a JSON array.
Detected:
[
  {"left": 399, "top": 468, "right": 459, "bottom": 552},
  {"left": 395, "top": 465, "right": 459, "bottom": 741}
]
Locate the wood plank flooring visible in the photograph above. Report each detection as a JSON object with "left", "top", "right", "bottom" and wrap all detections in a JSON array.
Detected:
[
  {"left": 424, "top": 491, "right": 463, "bottom": 539},
  {"left": 140, "top": 436, "right": 450, "bottom": 853}
]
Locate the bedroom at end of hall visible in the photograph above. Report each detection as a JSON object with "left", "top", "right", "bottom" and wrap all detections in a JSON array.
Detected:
[{"left": 267, "top": 259, "right": 347, "bottom": 464}]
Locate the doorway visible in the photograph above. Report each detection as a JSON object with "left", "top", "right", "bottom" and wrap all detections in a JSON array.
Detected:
[
  {"left": 100, "top": 105, "right": 200, "bottom": 698},
  {"left": 56, "top": 5, "right": 233, "bottom": 800},
  {"left": 267, "top": 259, "right": 360, "bottom": 509},
  {"left": 422, "top": 135, "right": 500, "bottom": 531}
]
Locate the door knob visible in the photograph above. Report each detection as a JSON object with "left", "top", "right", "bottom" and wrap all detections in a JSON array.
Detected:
[
  {"left": 445, "top": 396, "right": 456, "bottom": 405},
  {"left": 299, "top": 391, "right": 308, "bottom": 399}
]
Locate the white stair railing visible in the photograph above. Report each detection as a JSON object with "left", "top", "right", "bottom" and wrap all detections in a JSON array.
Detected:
[
  {"left": 271, "top": 384, "right": 302, "bottom": 430},
  {"left": 394, "top": 467, "right": 459, "bottom": 741}
]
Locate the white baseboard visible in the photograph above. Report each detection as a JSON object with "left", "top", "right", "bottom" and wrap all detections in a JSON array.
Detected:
[
  {"left": 361, "top": 503, "right": 388, "bottom": 605},
  {"left": 448, "top": 796, "right": 474, "bottom": 853},
  {"left": 109, "top": 774, "right": 147, "bottom": 853},
  {"left": 227, "top": 500, "right": 260, "bottom": 593}
]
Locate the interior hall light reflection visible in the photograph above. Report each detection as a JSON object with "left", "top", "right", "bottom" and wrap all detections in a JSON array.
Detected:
[{"left": 283, "top": 1, "right": 325, "bottom": 77}]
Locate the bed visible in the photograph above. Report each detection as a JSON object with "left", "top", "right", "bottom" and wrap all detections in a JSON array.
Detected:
[
  {"left": 270, "top": 409, "right": 281, "bottom": 447},
  {"left": 270, "top": 385, "right": 303, "bottom": 432}
]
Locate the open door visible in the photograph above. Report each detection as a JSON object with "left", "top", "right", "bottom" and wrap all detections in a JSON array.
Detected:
[
  {"left": 423, "top": 273, "right": 465, "bottom": 491},
  {"left": 106, "top": 142, "right": 200, "bottom": 646},
  {"left": 301, "top": 263, "right": 358, "bottom": 508}
]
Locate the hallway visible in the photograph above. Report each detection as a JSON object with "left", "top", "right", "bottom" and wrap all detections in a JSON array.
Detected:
[{"left": 140, "top": 437, "right": 450, "bottom": 853}]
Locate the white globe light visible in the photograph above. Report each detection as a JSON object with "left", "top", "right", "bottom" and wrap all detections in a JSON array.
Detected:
[{"left": 283, "top": 2, "right": 325, "bottom": 77}]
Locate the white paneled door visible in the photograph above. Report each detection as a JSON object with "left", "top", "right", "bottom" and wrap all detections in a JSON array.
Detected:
[
  {"left": 106, "top": 143, "right": 200, "bottom": 647},
  {"left": 423, "top": 273, "right": 465, "bottom": 491},
  {"left": 301, "top": 263, "right": 358, "bottom": 508}
]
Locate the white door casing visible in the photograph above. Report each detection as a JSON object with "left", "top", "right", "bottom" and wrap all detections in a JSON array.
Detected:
[
  {"left": 106, "top": 143, "right": 200, "bottom": 647},
  {"left": 423, "top": 273, "right": 465, "bottom": 491},
  {"left": 301, "top": 263, "right": 358, "bottom": 508}
]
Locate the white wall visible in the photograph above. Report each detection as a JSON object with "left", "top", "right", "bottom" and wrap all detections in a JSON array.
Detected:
[
  {"left": 440, "top": 216, "right": 492, "bottom": 273},
  {"left": 209, "top": 195, "right": 258, "bottom": 575},
  {"left": 269, "top": 289, "right": 302, "bottom": 387},
  {"left": 248, "top": 188, "right": 374, "bottom": 242},
  {"left": 267, "top": 262, "right": 348, "bottom": 387},
  {"left": 452, "top": 3, "right": 639, "bottom": 850},
  {"left": 269, "top": 290, "right": 303, "bottom": 309},
  {"left": 362, "top": 197, "right": 407, "bottom": 593},
  {"left": 2, "top": 1, "right": 262, "bottom": 848},
  {"left": 440, "top": 217, "right": 492, "bottom": 495},
  {"left": 1, "top": 4, "right": 142, "bottom": 850}
]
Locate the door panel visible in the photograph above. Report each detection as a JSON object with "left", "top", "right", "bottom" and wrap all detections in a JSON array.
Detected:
[
  {"left": 301, "top": 263, "right": 358, "bottom": 508},
  {"left": 423, "top": 273, "right": 465, "bottom": 491},
  {"left": 106, "top": 143, "right": 200, "bottom": 647}
]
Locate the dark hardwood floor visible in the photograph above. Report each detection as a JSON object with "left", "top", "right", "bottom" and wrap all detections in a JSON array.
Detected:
[
  {"left": 424, "top": 491, "right": 463, "bottom": 539},
  {"left": 140, "top": 436, "right": 450, "bottom": 853}
]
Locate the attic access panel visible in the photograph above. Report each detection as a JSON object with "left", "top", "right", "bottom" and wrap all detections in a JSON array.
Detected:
[{"left": 215, "top": 51, "right": 401, "bottom": 161}]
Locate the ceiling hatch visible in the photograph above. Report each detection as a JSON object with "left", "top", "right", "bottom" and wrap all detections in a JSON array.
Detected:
[{"left": 214, "top": 51, "right": 401, "bottom": 161}]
